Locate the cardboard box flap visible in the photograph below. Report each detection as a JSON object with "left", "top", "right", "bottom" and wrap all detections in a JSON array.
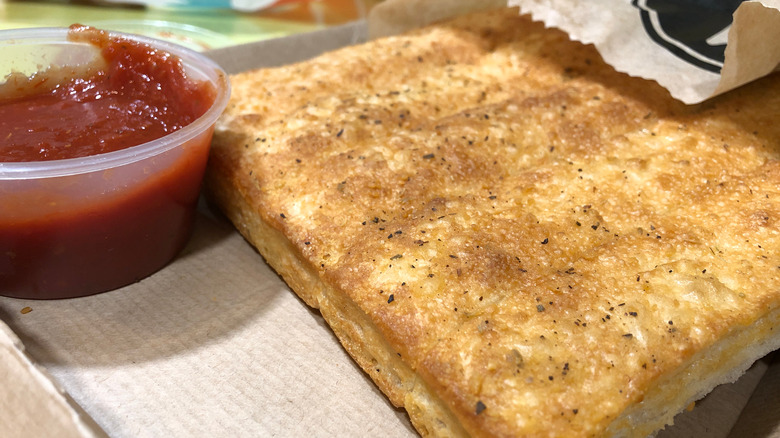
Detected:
[{"left": 0, "top": 319, "right": 106, "bottom": 438}]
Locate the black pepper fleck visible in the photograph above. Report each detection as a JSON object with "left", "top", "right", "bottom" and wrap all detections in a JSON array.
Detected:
[
  {"left": 476, "top": 401, "right": 487, "bottom": 415},
  {"left": 387, "top": 294, "right": 395, "bottom": 303}
]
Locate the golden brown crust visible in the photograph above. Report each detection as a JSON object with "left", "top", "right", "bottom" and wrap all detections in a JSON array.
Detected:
[{"left": 205, "top": 7, "right": 780, "bottom": 437}]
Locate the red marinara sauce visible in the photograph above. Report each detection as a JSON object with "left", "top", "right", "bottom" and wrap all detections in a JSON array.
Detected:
[
  {"left": 1, "top": 25, "right": 214, "bottom": 161},
  {"left": 0, "top": 26, "right": 221, "bottom": 299}
]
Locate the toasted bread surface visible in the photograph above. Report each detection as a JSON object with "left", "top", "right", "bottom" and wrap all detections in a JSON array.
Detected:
[{"left": 206, "top": 7, "right": 780, "bottom": 437}]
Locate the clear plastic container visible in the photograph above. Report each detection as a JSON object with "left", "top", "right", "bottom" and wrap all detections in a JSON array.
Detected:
[{"left": 0, "top": 27, "right": 230, "bottom": 299}]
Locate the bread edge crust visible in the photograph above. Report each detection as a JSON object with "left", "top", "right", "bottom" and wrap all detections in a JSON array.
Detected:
[{"left": 204, "top": 160, "right": 471, "bottom": 437}]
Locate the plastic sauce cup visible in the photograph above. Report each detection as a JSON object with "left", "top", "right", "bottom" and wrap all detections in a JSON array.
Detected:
[{"left": 0, "top": 28, "right": 230, "bottom": 299}]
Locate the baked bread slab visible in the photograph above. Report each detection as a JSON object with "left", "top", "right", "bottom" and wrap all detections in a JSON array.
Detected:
[{"left": 205, "top": 7, "right": 780, "bottom": 437}]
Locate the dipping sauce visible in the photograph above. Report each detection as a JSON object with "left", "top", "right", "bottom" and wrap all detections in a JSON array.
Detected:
[
  {"left": 0, "top": 26, "right": 226, "bottom": 299},
  {"left": 1, "top": 25, "right": 215, "bottom": 162}
]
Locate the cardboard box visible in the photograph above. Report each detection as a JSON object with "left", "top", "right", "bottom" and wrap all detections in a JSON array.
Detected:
[{"left": 2, "top": 19, "right": 779, "bottom": 438}]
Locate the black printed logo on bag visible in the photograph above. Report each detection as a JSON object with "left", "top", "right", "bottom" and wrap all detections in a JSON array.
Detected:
[{"left": 632, "top": 0, "right": 744, "bottom": 73}]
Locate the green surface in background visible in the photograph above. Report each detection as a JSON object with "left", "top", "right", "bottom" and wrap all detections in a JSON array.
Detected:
[{"left": 0, "top": 2, "right": 321, "bottom": 49}]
